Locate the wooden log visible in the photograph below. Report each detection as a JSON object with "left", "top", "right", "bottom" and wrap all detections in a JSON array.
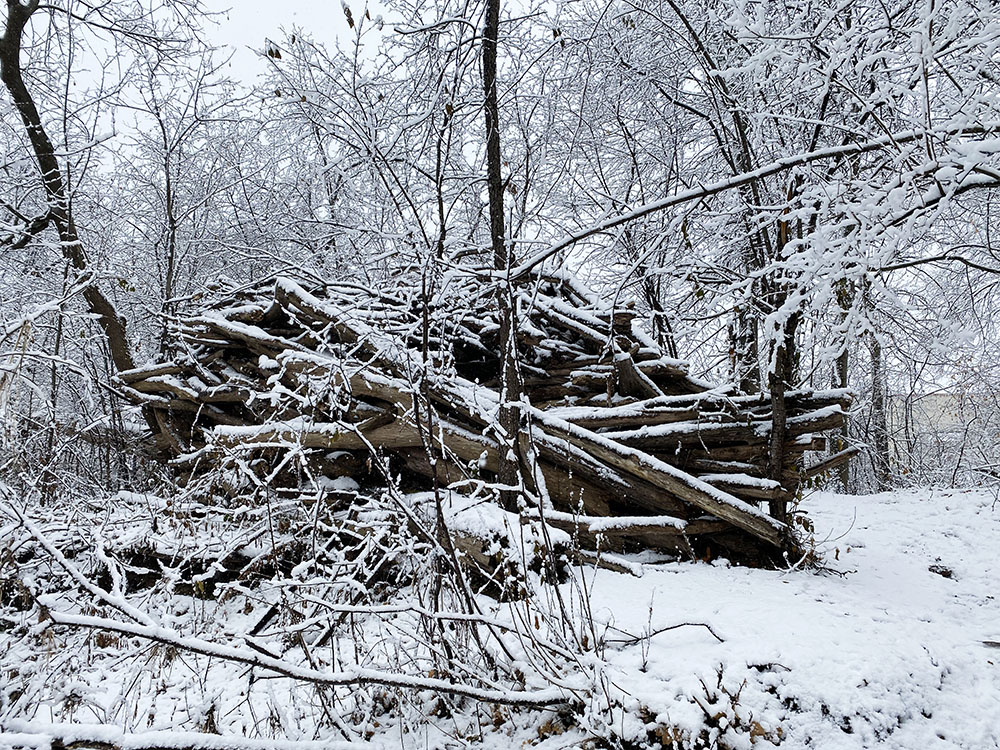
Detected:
[
  {"left": 790, "top": 435, "right": 827, "bottom": 452},
  {"left": 189, "top": 314, "right": 306, "bottom": 355},
  {"left": 804, "top": 446, "right": 861, "bottom": 478},
  {"left": 152, "top": 401, "right": 247, "bottom": 427},
  {"left": 598, "top": 406, "right": 845, "bottom": 451},
  {"left": 274, "top": 278, "right": 366, "bottom": 346},
  {"left": 117, "top": 362, "right": 188, "bottom": 385},
  {"left": 685, "top": 458, "right": 761, "bottom": 475},
  {"left": 538, "top": 450, "right": 688, "bottom": 518},
  {"left": 530, "top": 295, "right": 614, "bottom": 351},
  {"left": 396, "top": 448, "right": 475, "bottom": 487},
  {"left": 128, "top": 377, "right": 254, "bottom": 405},
  {"left": 127, "top": 375, "right": 200, "bottom": 400},
  {"left": 697, "top": 473, "right": 784, "bottom": 500},
  {"left": 613, "top": 352, "right": 665, "bottom": 399},
  {"left": 524, "top": 510, "right": 693, "bottom": 554},
  {"left": 544, "top": 389, "right": 848, "bottom": 432},
  {"left": 636, "top": 357, "right": 697, "bottom": 383},
  {"left": 528, "top": 410, "right": 787, "bottom": 547},
  {"left": 522, "top": 381, "right": 592, "bottom": 403},
  {"left": 312, "top": 451, "right": 372, "bottom": 480}
]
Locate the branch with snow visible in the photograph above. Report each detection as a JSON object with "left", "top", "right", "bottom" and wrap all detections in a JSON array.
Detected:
[{"left": 40, "top": 609, "right": 572, "bottom": 709}]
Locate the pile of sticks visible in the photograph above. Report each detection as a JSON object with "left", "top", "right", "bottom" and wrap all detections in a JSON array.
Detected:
[{"left": 120, "top": 272, "right": 851, "bottom": 564}]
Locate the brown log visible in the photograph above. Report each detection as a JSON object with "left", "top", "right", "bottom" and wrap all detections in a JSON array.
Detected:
[
  {"left": 699, "top": 475, "right": 784, "bottom": 500},
  {"left": 529, "top": 411, "right": 786, "bottom": 547},
  {"left": 804, "top": 446, "right": 861, "bottom": 478},
  {"left": 599, "top": 406, "right": 845, "bottom": 451},
  {"left": 545, "top": 390, "right": 848, "bottom": 431},
  {"left": 117, "top": 363, "right": 188, "bottom": 385},
  {"left": 613, "top": 353, "right": 665, "bottom": 399},
  {"left": 525, "top": 510, "right": 692, "bottom": 553}
]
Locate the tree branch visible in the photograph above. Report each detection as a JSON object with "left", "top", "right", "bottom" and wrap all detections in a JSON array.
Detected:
[
  {"left": 42, "top": 610, "right": 570, "bottom": 708},
  {"left": 508, "top": 123, "right": 1000, "bottom": 280}
]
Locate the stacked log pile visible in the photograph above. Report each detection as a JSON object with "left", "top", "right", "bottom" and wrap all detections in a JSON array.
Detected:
[{"left": 119, "top": 272, "right": 852, "bottom": 564}]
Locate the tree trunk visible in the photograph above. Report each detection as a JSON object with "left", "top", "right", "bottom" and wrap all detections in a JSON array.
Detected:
[
  {"left": 835, "top": 344, "right": 851, "bottom": 489},
  {"left": 0, "top": 0, "right": 136, "bottom": 375},
  {"left": 731, "top": 303, "right": 760, "bottom": 393},
  {"left": 834, "top": 279, "right": 854, "bottom": 491},
  {"left": 766, "top": 310, "right": 798, "bottom": 523},
  {"left": 482, "top": 0, "right": 524, "bottom": 508},
  {"left": 869, "top": 334, "right": 891, "bottom": 489},
  {"left": 764, "top": 209, "right": 800, "bottom": 522}
]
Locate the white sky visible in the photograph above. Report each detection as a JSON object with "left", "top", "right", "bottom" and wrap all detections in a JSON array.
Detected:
[{"left": 201, "top": 1, "right": 382, "bottom": 82}]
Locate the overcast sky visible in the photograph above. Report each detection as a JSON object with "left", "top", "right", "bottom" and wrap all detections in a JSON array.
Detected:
[{"left": 201, "top": 1, "right": 384, "bottom": 82}]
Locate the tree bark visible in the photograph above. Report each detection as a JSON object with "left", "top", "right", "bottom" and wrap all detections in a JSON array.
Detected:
[
  {"left": 835, "top": 342, "right": 851, "bottom": 490},
  {"left": 731, "top": 303, "right": 760, "bottom": 393},
  {"left": 482, "top": 0, "right": 523, "bottom": 508},
  {"left": 869, "top": 333, "right": 891, "bottom": 489},
  {"left": 766, "top": 302, "right": 798, "bottom": 524}
]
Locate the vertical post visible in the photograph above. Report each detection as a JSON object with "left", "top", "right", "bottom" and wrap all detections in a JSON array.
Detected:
[
  {"left": 767, "top": 314, "right": 797, "bottom": 524},
  {"left": 765, "top": 217, "right": 797, "bottom": 525},
  {"left": 835, "top": 345, "right": 851, "bottom": 490}
]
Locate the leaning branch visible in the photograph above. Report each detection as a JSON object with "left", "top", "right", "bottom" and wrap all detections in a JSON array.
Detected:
[
  {"left": 509, "top": 123, "right": 1000, "bottom": 279},
  {"left": 0, "top": 0, "right": 138, "bottom": 375}
]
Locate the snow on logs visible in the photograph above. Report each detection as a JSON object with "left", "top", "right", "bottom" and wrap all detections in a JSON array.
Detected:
[{"left": 120, "top": 273, "right": 852, "bottom": 565}]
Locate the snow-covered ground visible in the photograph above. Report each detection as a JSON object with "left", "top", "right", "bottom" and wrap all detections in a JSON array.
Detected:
[
  {"left": 3, "top": 487, "right": 998, "bottom": 749},
  {"left": 576, "top": 487, "right": 1000, "bottom": 749}
]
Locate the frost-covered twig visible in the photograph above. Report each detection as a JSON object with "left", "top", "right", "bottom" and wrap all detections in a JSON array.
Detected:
[
  {"left": 41, "top": 609, "right": 571, "bottom": 708},
  {"left": 0, "top": 500, "right": 158, "bottom": 628}
]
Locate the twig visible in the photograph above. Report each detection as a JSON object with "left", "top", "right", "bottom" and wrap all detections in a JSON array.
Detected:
[
  {"left": 43, "top": 609, "right": 570, "bottom": 708},
  {"left": 605, "top": 621, "right": 725, "bottom": 645}
]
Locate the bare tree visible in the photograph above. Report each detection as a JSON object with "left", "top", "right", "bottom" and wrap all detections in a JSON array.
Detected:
[{"left": 0, "top": 0, "right": 135, "bottom": 373}]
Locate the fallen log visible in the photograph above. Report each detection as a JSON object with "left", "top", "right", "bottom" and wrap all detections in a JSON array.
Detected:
[{"left": 528, "top": 409, "right": 787, "bottom": 547}]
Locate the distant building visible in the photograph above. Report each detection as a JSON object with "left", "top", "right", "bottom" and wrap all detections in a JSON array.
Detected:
[{"left": 886, "top": 391, "right": 999, "bottom": 479}]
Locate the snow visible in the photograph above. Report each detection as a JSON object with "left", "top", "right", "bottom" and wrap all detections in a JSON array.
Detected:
[
  {"left": 4, "top": 487, "right": 999, "bottom": 748},
  {"left": 213, "top": 419, "right": 342, "bottom": 438},
  {"left": 317, "top": 476, "right": 359, "bottom": 492},
  {"left": 444, "top": 493, "right": 574, "bottom": 555},
  {"left": 38, "top": 609, "right": 567, "bottom": 707},
  {"left": 0, "top": 721, "right": 367, "bottom": 750},
  {"left": 579, "top": 486, "right": 1000, "bottom": 748}
]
